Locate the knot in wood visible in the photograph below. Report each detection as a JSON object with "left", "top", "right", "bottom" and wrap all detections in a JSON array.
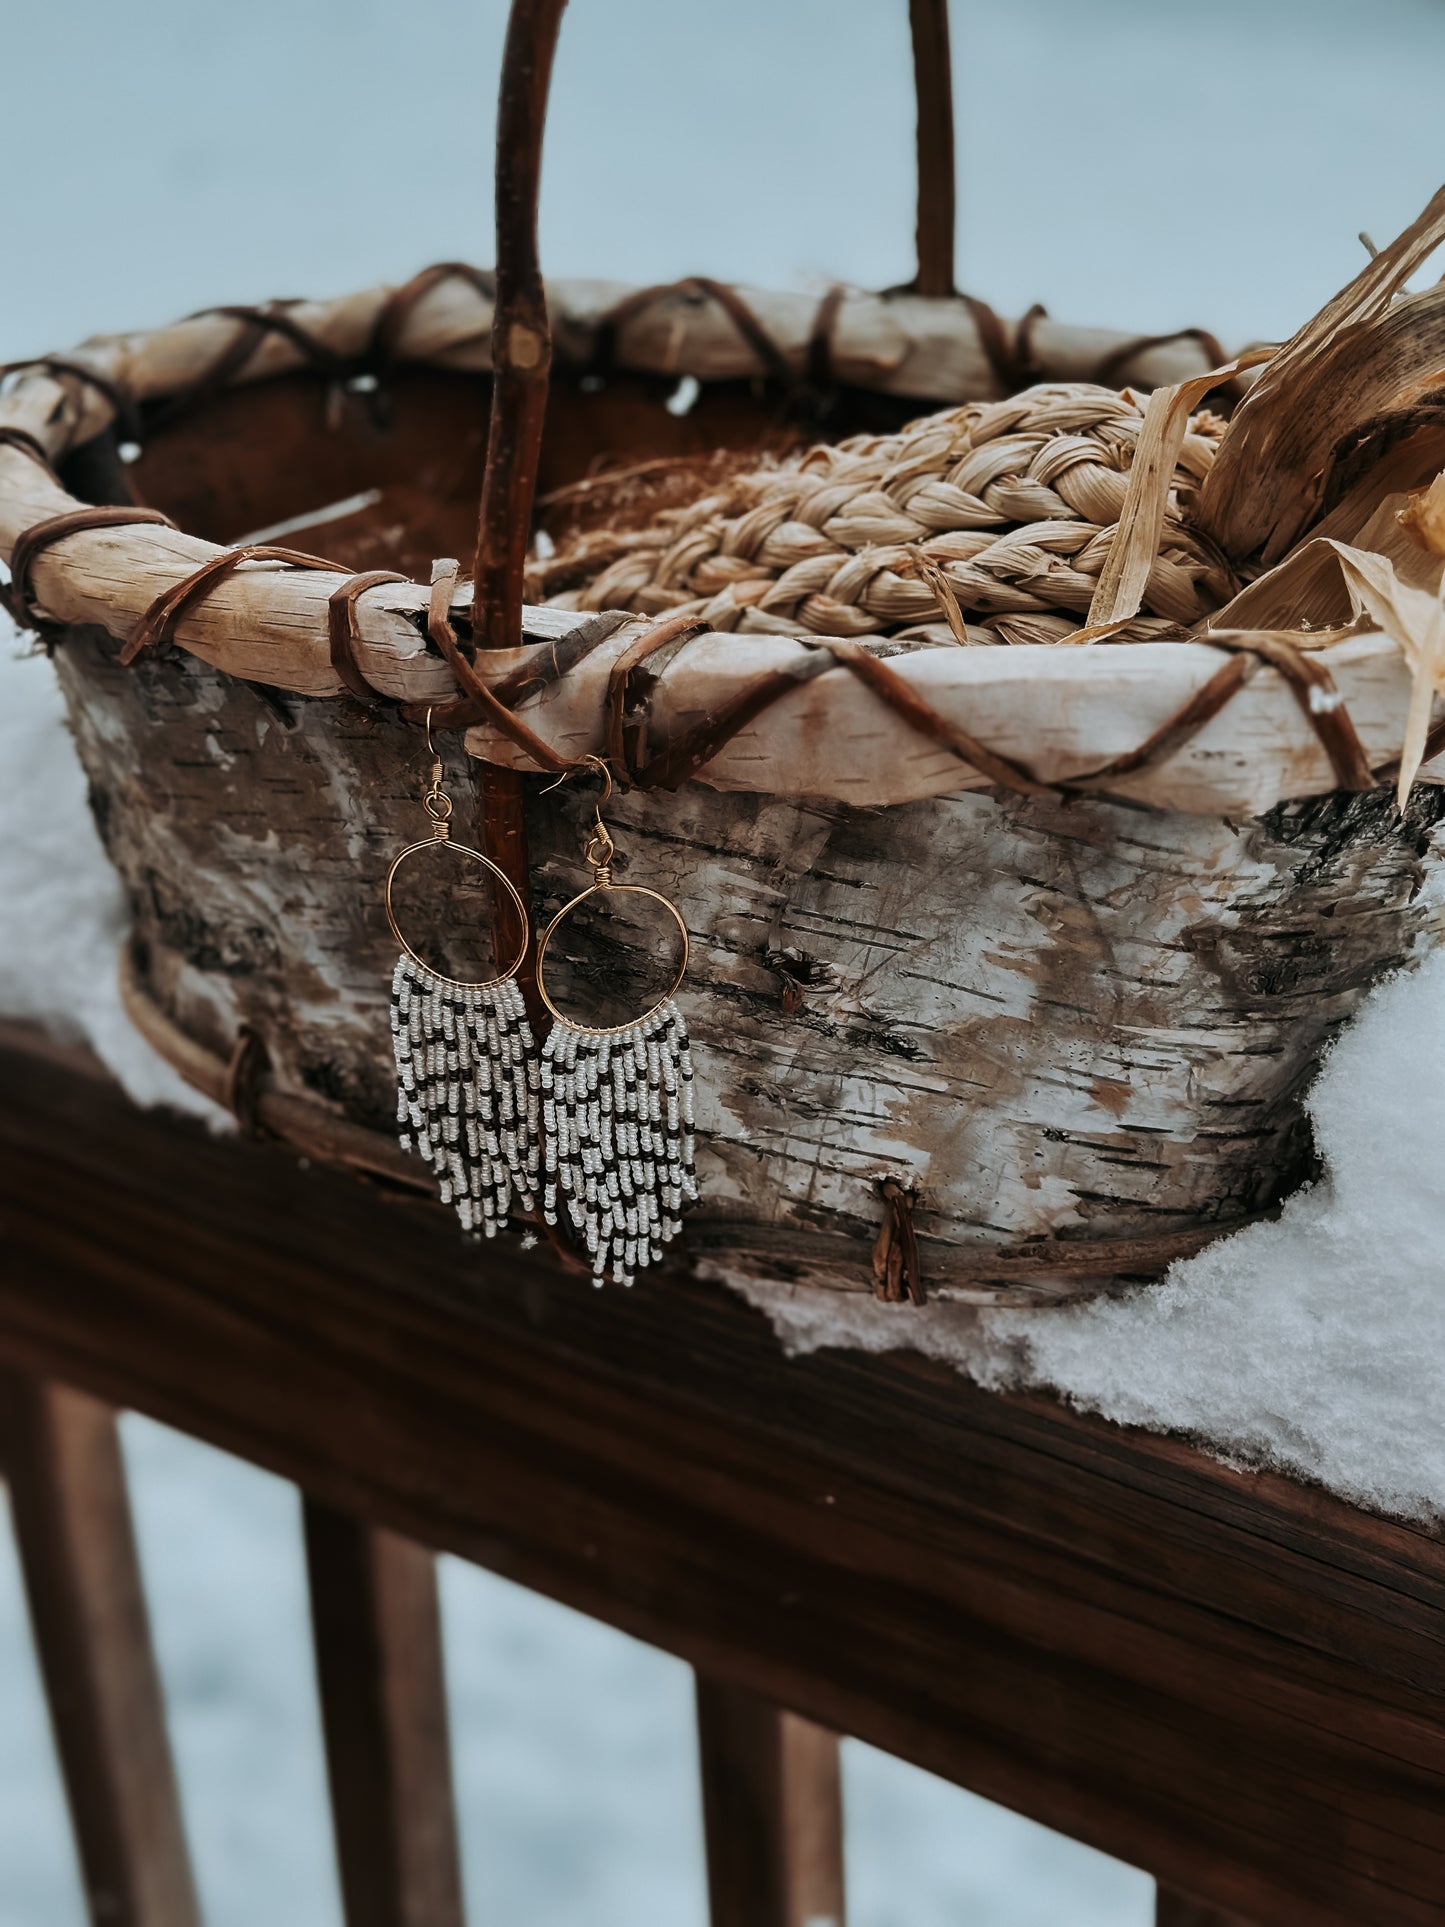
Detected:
[{"left": 506, "top": 322, "right": 546, "bottom": 370}]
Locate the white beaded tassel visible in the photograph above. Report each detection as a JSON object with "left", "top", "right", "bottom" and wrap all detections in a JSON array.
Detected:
[
  {"left": 540, "top": 999, "right": 697, "bottom": 1286},
  {"left": 389, "top": 954, "right": 540, "bottom": 1236}
]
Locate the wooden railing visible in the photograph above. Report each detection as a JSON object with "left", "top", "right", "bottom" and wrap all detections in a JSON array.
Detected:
[
  {"left": 0, "top": 1374, "right": 849, "bottom": 1927},
  {"left": 1, "top": 1377, "right": 199, "bottom": 1927},
  {"left": 1, "top": 1367, "right": 1253, "bottom": 1927},
  {"left": 2, "top": 1025, "right": 1440, "bottom": 1925}
]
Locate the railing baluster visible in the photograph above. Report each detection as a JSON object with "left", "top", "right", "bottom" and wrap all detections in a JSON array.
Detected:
[
  {"left": 695, "top": 1675, "right": 846, "bottom": 1927},
  {"left": 0, "top": 1370, "right": 200, "bottom": 1927},
  {"left": 1157, "top": 1886, "right": 1259, "bottom": 1926},
  {"left": 303, "top": 1500, "right": 465, "bottom": 1927}
]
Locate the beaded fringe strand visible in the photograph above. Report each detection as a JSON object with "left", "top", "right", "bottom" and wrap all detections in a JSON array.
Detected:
[
  {"left": 541, "top": 1000, "right": 697, "bottom": 1286},
  {"left": 390, "top": 954, "right": 540, "bottom": 1236}
]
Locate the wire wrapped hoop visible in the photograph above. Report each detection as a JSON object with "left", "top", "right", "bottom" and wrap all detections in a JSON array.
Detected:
[
  {"left": 384, "top": 838, "right": 531, "bottom": 990},
  {"left": 536, "top": 883, "right": 689, "bottom": 1033}
]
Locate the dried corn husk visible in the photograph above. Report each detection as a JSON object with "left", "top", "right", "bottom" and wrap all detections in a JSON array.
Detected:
[
  {"left": 1399, "top": 473, "right": 1445, "bottom": 557},
  {"left": 1074, "top": 349, "right": 1275, "bottom": 640},
  {"left": 1196, "top": 187, "right": 1445, "bottom": 563},
  {"left": 1322, "top": 540, "right": 1445, "bottom": 804}
]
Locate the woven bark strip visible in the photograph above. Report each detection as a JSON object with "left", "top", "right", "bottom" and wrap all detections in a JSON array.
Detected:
[
  {"left": 328, "top": 570, "right": 409, "bottom": 700},
  {"left": 0, "top": 279, "right": 1244, "bottom": 479},
  {"left": 7, "top": 507, "right": 177, "bottom": 627},
  {"left": 54, "top": 630, "right": 1445, "bottom": 1307},
  {"left": 460, "top": 618, "right": 1443, "bottom": 815},
  {"left": 127, "top": 545, "right": 345, "bottom": 668}
]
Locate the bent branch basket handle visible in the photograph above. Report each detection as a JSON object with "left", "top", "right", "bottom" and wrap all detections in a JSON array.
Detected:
[
  {"left": 471, "top": 0, "right": 958, "bottom": 651},
  {"left": 908, "top": 0, "right": 957, "bottom": 299}
]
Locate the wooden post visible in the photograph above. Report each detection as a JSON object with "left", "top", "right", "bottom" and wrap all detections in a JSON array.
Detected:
[
  {"left": 303, "top": 1501, "right": 466, "bottom": 1927},
  {"left": 695, "top": 1676, "right": 846, "bottom": 1927},
  {"left": 0, "top": 1370, "right": 200, "bottom": 1927}
]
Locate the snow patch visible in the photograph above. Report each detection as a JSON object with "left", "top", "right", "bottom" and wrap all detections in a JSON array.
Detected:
[
  {"left": 0, "top": 631, "right": 227, "bottom": 1122},
  {"left": 725, "top": 949, "right": 1445, "bottom": 1520}
]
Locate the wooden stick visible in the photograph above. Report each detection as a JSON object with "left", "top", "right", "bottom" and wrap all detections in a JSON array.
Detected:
[
  {"left": 695, "top": 1676, "right": 846, "bottom": 1927},
  {"left": 473, "top": 0, "right": 569, "bottom": 648},
  {"left": 303, "top": 1503, "right": 466, "bottom": 1927},
  {"left": 0, "top": 1372, "right": 201, "bottom": 1927},
  {"left": 908, "top": 0, "right": 956, "bottom": 296},
  {"left": 472, "top": 0, "right": 570, "bottom": 1005}
]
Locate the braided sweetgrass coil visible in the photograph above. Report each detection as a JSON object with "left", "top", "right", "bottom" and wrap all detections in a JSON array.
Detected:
[{"left": 529, "top": 383, "right": 1236, "bottom": 646}]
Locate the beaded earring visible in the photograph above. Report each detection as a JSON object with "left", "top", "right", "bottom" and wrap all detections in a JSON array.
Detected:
[
  {"left": 536, "top": 757, "right": 697, "bottom": 1286},
  {"left": 386, "top": 710, "right": 539, "bottom": 1237}
]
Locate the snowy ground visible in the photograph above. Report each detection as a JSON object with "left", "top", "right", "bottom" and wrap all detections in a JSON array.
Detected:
[
  {"left": 731, "top": 945, "right": 1445, "bottom": 1523},
  {"left": 5, "top": 1, "right": 1445, "bottom": 1920}
]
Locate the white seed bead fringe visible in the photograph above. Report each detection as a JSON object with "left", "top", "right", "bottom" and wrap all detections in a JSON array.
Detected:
[
  {"left": 390, "top": 954, "right": 540, "bottom": 1238},
  {"left": 540, "top": 999, "right": 698, "bottom": 1287}
]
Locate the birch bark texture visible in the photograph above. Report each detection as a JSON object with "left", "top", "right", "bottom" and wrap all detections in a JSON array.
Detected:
[{"left": 55, "top": 629, "right": 1445, "bottom": 1306}]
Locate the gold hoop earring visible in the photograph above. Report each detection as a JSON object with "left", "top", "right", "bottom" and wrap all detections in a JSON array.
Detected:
[
  {"left": 537, "top": 757, "right": 697, "bottom": 1286},
  {"left": 387, "top": 711, "right": 540, "bottom": 1237}
]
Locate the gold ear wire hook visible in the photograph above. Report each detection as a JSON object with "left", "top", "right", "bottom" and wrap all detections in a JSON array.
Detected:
[
  {"left": 420, "top": 704, "right": 451, "bottom": 835},
  {"left": 576, "top": 754, "right": 616, "bottom": 879},
  {"left": 540, "top": 752, "right": 612, "bottom": 802},
  {"left": 577, "top": 752, "right": 613, "bottom": 811},
  {"left": 540, "top": 754, "right": 617, "bottom": 878},
  {"left": 424, "top": 705, "right": 443, "bottom": 788}
]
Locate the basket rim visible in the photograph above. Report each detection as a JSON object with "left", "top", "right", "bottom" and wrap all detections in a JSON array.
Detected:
[{"left": 0, "top": 271, "right": 1416, "bottom": 819}]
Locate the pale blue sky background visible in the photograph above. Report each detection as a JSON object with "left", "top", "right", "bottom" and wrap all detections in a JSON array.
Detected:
[{"left": 5, "top": 0, "right": 1445, "bottom": 356}]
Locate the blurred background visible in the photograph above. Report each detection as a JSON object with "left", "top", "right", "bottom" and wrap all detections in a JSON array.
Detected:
[{"left": 3, "top": 1, "right": 1443, "bottom": 1921}]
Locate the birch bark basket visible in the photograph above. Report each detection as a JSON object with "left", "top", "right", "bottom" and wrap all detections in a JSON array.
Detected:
[
  {"left": 13, "top": 194, "right": 1445, "bottom": 1306},
  {"left": 53, "top": 628, "right": 1445, "bottom": 1306}
]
